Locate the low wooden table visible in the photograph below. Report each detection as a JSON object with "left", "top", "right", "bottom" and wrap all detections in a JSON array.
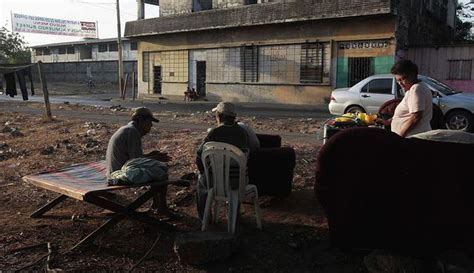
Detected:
[{"left": 23, "top": 161, "right": 187, "bottom": 251}]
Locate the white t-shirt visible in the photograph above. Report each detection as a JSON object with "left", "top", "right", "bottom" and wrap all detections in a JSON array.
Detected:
[{"left": 391, "top": 82, "right": 433, "bottom": 137}]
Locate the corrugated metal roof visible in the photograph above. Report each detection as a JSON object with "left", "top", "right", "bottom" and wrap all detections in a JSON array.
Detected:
[{"left": 30, "top": 37, "right": 135, "bottom": 48}]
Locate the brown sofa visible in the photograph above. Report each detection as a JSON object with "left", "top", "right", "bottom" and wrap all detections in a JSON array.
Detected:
[
  {"left": 315, "top": 127, "right": 474, "bottom": 254},
  {"left": 248, "top": 134, "right": 296, "bottom": 198}
]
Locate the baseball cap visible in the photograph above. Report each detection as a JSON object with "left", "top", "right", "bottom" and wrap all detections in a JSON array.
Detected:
[
  {"left": 131, "top": 107, "right": 159, "bottom": 122},
  {"left": 212, "top": 102, "right": 237, "bottom": 117}
]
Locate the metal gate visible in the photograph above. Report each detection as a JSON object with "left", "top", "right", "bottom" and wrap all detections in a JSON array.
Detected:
[
  {"left": 196, "top": 61, "right": 206, "bottom": 97},
  {"left": 153, "top": 65, "right": 162, "bottom": 94},
  {"left": 348, "top": 57, "right": 373, "bottom": 87}
]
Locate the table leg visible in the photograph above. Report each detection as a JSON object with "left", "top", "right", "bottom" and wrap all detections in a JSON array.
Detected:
[
  {"left": 70, "top": 188, "right": 175, "bottom": 251},
  {"left": 30, "top": 195, "right": 68, "bottom": 218}
]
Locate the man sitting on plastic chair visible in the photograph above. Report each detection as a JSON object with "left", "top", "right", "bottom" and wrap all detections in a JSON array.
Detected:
[
  {"left": 200, "top": 142, "right": 262, "bottom": 233},
  {"left": 196, "top": 102, "right": 249, "bottom": 221}
]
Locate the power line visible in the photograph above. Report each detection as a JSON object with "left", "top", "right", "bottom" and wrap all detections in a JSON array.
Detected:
[{"left": 66, "top": 0, "right": 136, "bottom": 17}]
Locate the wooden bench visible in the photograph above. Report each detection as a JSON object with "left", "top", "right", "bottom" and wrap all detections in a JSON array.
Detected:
[{"left": 23, "top": 161, "right": 188, "bottom": 251}]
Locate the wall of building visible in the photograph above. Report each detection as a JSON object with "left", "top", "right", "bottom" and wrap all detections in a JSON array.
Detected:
[
  {"left": 406, "top": 45, "right": 474, "bottom": 93},
  {"left": 32, "top": 41, "right": 137, "bottom": 63},
  {"left": 395, "top": 0, "right": 455, "bottom": 53},
  {"left": 160, "top": 0, "right": 192, "bottom": 16},
  {"left": 136, "top": 15, "right": 396, "bottom": 104},
  {"left": 30, "top": 61, "right": 137, "bottom": 84}
]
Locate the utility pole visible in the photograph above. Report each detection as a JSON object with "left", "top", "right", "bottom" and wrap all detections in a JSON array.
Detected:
[{"left": 116, "top": 0, "right": 125, "bottom": 98}]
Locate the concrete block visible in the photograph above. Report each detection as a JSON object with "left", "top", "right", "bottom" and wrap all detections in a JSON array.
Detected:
[{"left": 174, "top": 232, "right": 239, "bottom": 265}]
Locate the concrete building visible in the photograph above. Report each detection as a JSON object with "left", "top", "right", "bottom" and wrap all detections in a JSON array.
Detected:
[
  {"left": 407, "top": 44, "right": 474, "bottom": 93},
  {"left": 125, "top": 0, "right": 457, "bottom": 104},
  {"left": 30, "top": 38, "right": 137, "bottom": 83}
]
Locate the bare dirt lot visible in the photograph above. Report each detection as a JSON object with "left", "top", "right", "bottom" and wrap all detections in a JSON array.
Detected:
[{"left": 1, "top": 101, "right": 370, "bottom": 272}]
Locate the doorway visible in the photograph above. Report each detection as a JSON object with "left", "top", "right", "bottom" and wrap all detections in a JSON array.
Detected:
[
  {"left": 196, "top": 61, "right": 206, "bottom": 97},
  {"left": 153, "top": 65, "right": 162, "bottom": 94},
  {"left": 348, "top": 57, "right": 373, "bottom": 87}
]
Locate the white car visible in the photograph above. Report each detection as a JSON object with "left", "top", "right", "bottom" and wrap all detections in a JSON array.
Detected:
[{"left": 328, "top": 74, "right": 474, "bottom": 131}]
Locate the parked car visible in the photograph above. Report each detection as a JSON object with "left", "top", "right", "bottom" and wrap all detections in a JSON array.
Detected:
[{"left": 329, "top": 74, "right": 474, "bottom": 131}]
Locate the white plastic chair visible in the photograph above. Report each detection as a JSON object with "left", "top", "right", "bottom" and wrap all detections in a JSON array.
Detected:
[{"left": 200, "top": 141, "right": 262, "bottom": 234}]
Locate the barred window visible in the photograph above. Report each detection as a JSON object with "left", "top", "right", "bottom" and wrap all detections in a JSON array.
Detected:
[
  {"left": 207, "top": 48, "right": 240, "bottom": 83},
  {"left": 241, "top": 46, "right": 258, "bottom": 82},
  {"left": 161, "top": 50, "right": 188, "bottom": 82},
  {"left": 98, "top": 44, "right": 108, "bottom": 52},
  {"left": 259, "top": 45, "right": 300, "bottom": 84},
  {"left": 66, "top": 46, "right": 75, "bottom": 54},
  {"left": 300, "top": 43, "right": 324, "bottom": 83},
  {"left": 58, "top": 47, "right": 66, "bottom": 55},
  {"left": 448, "top": 60, "right": 472, "bottom": 80},
  {"left": 108, "top": 43, "right": 118, "bottom": 52},
  {"left": 142, "top": 52, "right": 150, "bottom": 82}
]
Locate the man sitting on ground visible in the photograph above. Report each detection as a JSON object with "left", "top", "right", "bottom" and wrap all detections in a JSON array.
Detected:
[
  {"left": 106, "top": 107, "right": 172, "bottom": 216},
  {"left": 195, "top": 102, "right": 250, "bottom": 219}
]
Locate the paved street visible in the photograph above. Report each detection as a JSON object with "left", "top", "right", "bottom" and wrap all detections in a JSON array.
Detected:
[{"left": 0, "top": 92, "right": 332, "bottom": 120}]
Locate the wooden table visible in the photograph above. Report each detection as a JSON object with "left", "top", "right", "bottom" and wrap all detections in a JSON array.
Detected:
[{"left": 23, "top": 161, "right": 187, "bottom": 251}]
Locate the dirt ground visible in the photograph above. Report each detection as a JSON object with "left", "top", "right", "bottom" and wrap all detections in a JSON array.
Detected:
[{"left": 0, "top": 101, "right": 367, "bottom": 272}]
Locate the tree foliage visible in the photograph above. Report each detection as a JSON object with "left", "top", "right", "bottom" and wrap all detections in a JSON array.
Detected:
[
  {"left": 455, "top": 2, "right": 474, "bottom": 42},
  {"left": 0, "top": 26, "right": 31, "bottom": 64}
]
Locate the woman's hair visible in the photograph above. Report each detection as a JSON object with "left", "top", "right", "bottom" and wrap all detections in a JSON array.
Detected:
[{"left": 391, "top": 59, "right": 418, "bottom": 78}]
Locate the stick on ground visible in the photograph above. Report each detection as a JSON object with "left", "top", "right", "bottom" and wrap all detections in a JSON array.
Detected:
[{"left": 128, "top": 234, "right": 162, "bottom": 272}]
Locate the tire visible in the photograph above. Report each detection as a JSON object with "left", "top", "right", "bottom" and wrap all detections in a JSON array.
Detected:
[
  {"left": 445, "top": 110, "right": 473, "bottom": 132},
  {"left": 345, "top": 105, "right": 365, "bottom": 115}
]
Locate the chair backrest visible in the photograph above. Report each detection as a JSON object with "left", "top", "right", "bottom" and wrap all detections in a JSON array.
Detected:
[{"left": 201, "top": 142, "right": 247, "bottom": 200}]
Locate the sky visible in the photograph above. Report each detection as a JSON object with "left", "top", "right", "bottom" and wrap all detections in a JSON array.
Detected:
[{"left": 0, "top": 0, "right": 160, "bottom": 46}]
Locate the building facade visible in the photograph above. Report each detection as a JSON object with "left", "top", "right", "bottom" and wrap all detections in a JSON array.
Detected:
[
  {"left": 125, "top": 0, "right": 457, "bottom": 104},
  {"left": 30, "top": 38, "right": 137, "bottom": 84},
  {"left": 407, "top": 44, "right": 474, "bottom": 93}
]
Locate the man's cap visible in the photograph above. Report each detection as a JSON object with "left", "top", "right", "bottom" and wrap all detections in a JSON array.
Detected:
[
  {"left": 131, "top": 107, "right": 159, "bottom": 122},
  {"left": 212, "top": 102, "right": 237, "bottom": 117}
]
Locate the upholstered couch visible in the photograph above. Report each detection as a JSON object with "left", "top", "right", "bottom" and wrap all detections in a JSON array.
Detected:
[
  {"left": 315, "top": 127, "right": 474, "bottom": 254},
  {"left": 248, "top": 134, "right": 296, "bottom": 198}
]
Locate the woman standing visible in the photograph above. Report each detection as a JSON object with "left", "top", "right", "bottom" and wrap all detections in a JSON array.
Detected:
[{"left": 390, "top": 60, "right": 433, "bottom": 137}]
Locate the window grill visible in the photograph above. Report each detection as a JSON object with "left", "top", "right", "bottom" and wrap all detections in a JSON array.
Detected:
[
  {"left": 300, "top": 42, "right": 324, "bottom": 84},
  {"left": 108, "top": 43, "right": 118, "bottom": 52},
  {"left": 66, "top": 46, "right": 75, "bottom": 54},
  {"left": 98, "top": 44, "right": 108, "bottom": 52},
  {"left": 142, "top": 52, "right": 150, "bottom": 82},
  {"left": 241, "top": 46, "right": 258, "bottom": 82},
  {"left": 348, "top": 57, "right": 373, "bottom": 87},
  {"left": 161, "top": 50, "right": 188, "bottom": 82},
  {"left": 448, "top": 60, "right": 472, "bottom": 80}
]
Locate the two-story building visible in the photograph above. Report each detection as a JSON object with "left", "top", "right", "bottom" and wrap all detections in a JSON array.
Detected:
[
  {"left": 125, "top": 0, "right": 457, "bottom": 104},
  {"left": 30, "top": 38, "right": 137, "bottom": 83}
]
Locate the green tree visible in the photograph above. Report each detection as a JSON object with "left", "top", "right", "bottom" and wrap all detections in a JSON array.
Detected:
[
  {"left": 455, "top": 2, "right": 474, "bottom": 42},
  {"left": 0, "top": 26, "right": 31, "bottom": 64}
]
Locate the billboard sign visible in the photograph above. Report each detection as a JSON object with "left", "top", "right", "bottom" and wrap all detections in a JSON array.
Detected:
[{"left": 12, "top": 13, "right": 97, "bottom": 38}]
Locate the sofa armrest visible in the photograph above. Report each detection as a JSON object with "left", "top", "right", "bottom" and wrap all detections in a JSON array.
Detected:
[{"left": 256, "top": 134, "right": 281, "bottom": 148}]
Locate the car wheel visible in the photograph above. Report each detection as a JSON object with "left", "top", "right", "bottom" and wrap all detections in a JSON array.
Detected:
[
  {"left": 445, "top": 110, "right": 473, "bottom": 132},
  {"left": 345, "top": 106, "right": 365, "bottom": 115}
]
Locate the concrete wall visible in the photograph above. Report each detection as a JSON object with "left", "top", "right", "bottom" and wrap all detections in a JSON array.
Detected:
[
  {"left": 206, "top": 83, "right": 332, "bottom": 104},
  {"left": 213, "top": 0, "right": 245, "bottom": 9},
  {"left": 160, "top": 0, "right": 192, "bottom": 16},
  {"left": 32, "top": 41, "right": 137, "bottom": 63},
  {"left": 30, "top": 61, "right": 137, "bottom": 84},
  {"left": 125, "top": 0, "right": 392, "bottom": 37},
  {"left": 395, "top": 0, "right": 455, "bottom": 51},
  {"left": 406, "top": 45, "right": 474, "bottom": 93}
]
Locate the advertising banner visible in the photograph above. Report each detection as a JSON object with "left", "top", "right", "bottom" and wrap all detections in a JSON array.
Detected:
[{"left": 12, "top": 13, "right": 97, "bottom": 38}]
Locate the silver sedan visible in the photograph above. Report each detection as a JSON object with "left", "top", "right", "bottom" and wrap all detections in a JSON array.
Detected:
[{"left": 328, "top": 74, "right": 474, "bottom": 131}]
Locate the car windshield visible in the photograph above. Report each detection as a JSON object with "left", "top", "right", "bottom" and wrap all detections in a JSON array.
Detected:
[{"left": 421, "top": 77, "right": 458, "bottom": 95}]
